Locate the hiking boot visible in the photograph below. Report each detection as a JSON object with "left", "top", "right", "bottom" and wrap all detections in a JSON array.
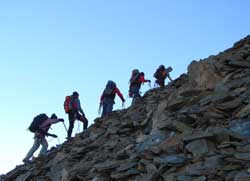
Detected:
[
  {"left": 66, "top": 137, "right": 72, "bottom": 141},
  {"left": 23, "top": 158, "right": 32, "bottom": 164}
]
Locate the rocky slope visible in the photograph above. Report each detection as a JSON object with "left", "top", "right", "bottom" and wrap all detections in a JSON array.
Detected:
[{"left": 2, "top": 35, "right": 250, "bottom": 181}]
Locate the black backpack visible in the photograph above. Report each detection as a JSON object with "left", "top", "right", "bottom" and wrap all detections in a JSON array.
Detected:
[
  {"left": 29, "top": 114, "right": 48, "bottom": 133},
  {"left": 154, "top": 69, "right": 161, "bottom": 79},
  {"left": 154, "top": 65, "right": 166, "bottom": 79},
  {"left": 103, "top": 81, "right": 116, "bottom": 96}
]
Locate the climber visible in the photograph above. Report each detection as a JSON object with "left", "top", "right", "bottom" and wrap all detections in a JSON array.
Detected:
[
  {"left": 65, "top": 91, "right": 89, "bottom": 140},
  {"left": 154, "top": 65, "right": 173, "bottom": 87},
  {"left": 23, "top": 113, "right": 64, "bottom": 164},
  {"left": 129, "top": 69, "right": 151, "bottom": 104},
  {"left": 99, "top": 80, "right": 125, "bottom": 117}
]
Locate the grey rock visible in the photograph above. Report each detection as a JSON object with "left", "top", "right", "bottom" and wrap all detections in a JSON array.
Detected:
[
  {"left": 136, "top": 130, "right": 167, "bottom": 153},
  {"left": 176, "top": 176, "right": 206, "bottom": 181},
  {"left": 183, "top": 132, "right": 214, "bottom": 143},
  {"left": 154, "top": 154, "right": 186, "bottom": 166},
  {"left": 229, "top": 119, "right": 250, "bottom": 137},
  {"left": 94, "top": 161, "right": 120, "bottom": 172},
  {"left": 185, "top": 139, "right": 216, "bottom": 157},
  {"left": 234, "top": 172, "right": 250, "bottom": 181},
  {"left": 188, "top": 60, "right": 222, "bottom": 90},
  {"left": 236, "top": 103, "right": 250, "bottom": 118},
  {"left": 234, "top": 153, "right": 250, "bottom": 161},
  {"left": 227, "top": 59, "right": 250, "bottom": 68}
]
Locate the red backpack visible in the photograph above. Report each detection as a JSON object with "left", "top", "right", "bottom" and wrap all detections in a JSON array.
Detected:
[{"left": 64, "top": 96, "right": 71, "bottom": 113}]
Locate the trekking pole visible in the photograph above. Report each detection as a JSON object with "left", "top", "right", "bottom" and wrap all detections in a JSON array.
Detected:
[
  {"left": 62, "top": 122, "right": 68, "bottom": 133},
  {"left": 57, "top": 137, "right": 61, "bottom": 145},
  {"left": 77, "top": 121, "right": 81, "bottom": 133},
  {"left": 148, "top": 82, "right": 152, "bottom": 89}
]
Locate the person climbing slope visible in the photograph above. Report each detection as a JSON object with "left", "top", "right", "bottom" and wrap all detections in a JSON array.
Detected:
[
  {"left": 23, "top": 113, "right": 64, "bottom": 163},
  {"left": 99, "top": 80, "right": 125, "bottom": 117},
  {"left": 154, "top": 65, "right": 173, "bottom": 87},
  {"left": 129, "top": 69, "right": 151, "bottom": 104}
]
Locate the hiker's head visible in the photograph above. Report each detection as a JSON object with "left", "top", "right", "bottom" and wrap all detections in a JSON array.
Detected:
[
  {"left": 140, "top": 72, "right": 145, "bottom": 76},
  {"left": 73, "top": 91, "right": 79, "bottom": 98},
  {"left": 159, "top": 65, "right": 165, "bottom": 70},
  {"left": 50, "top": 113, "right": 57, "bottom": 119}
]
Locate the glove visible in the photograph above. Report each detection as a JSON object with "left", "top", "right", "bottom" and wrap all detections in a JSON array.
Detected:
[
  {"left": 148, "top": 80, "right": 151, "bottom": 83},
  {"left": 59, "top": 118, "right": 64, "bottom": 122}
]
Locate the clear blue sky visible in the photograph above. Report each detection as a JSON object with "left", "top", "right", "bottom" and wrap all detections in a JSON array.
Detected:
[{"left": 0, "top": 0, "right": 249, "bottom": 174}]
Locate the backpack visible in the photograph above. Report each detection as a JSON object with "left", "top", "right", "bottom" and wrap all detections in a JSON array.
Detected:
[
  {"left": 154, "top": 65, "right": 169, "bottom": 79},
  {"left": 29, "top": 113, "right": 48, "bottom": 133},
  {"left": 130, "top": 69, "right": 140, "bottom": 84},
  {"left": 104, "top": 80, "right": 116, "bottom": 96},
  {"left": 154, "top": 69, "right": 161, "bottom": 79},
  {"left": 64, "top": 96, "right": 71, "bottom": 113}
]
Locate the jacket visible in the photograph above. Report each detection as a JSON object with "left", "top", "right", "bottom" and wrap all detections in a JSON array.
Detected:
[{"left": 100, "top": 87, "right": 125, "bottom": 104}]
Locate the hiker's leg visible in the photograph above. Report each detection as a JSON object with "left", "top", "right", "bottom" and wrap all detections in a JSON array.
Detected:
[
  {"left": 67, "top": 112, "right": 75, "bottom": 138},
  {"left": 77, "top": 113, "right": 88, "bottom": 130},
  {"left": 134, "top": 87, "right": 141, "bottom": 98},
  {"left": 106, "top": 103, "right": 113, "bottom": 114},
  {"left": 131, "top": 86, "right": 140, "bottom": 104},
  {"left": 38, "top": 138, "right": 48, "bottom": 156},
  {"left": 23, "top": 138, "right": 40, "bottom": 161},
  {"left": 102, "top": 103, "right": 108, "bottom": 117},
  {"left": 158, "top": 79, "right": 164, "bottom": 87},
  {"left": 83, "top": 117, "right": 88, "bottom": 130}
]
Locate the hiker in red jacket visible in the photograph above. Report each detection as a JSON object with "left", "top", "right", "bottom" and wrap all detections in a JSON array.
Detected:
[
  {"left": 129, "top": 69, "right": 151, "bottom": 104},
  {"left": 99, "top": 80, "right": 125, "bottom": 117}
]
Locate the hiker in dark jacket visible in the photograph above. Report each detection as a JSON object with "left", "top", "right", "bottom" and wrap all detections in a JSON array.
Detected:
[
  {"left": 67, "top": 91, "right": 88, "bottom": 139},
  {"left": 129, "top": 69, "right": 151, "bottom": 104},
  {"left": 99, "top": 80, "right": 125, "bottom": 117},
  {"left": 23, "top": 113, "right": 64, "bottom": 163},
  {"left": 154, "top": 65, "right": 173, "bottom": 87}
]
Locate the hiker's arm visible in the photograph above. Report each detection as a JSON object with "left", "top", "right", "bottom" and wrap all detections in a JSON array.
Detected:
[
  {"left": 41, "top": 119, "right": 63, "bottom": 129},
  {"left": 139, "top": 76, "right": 151, "bottom": 83},
  {"left": 77, "top": 99, "right": 85, "bottom": 115},
  {"left": 115, "top": 87, "right": 125, "bottom": 102}
]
